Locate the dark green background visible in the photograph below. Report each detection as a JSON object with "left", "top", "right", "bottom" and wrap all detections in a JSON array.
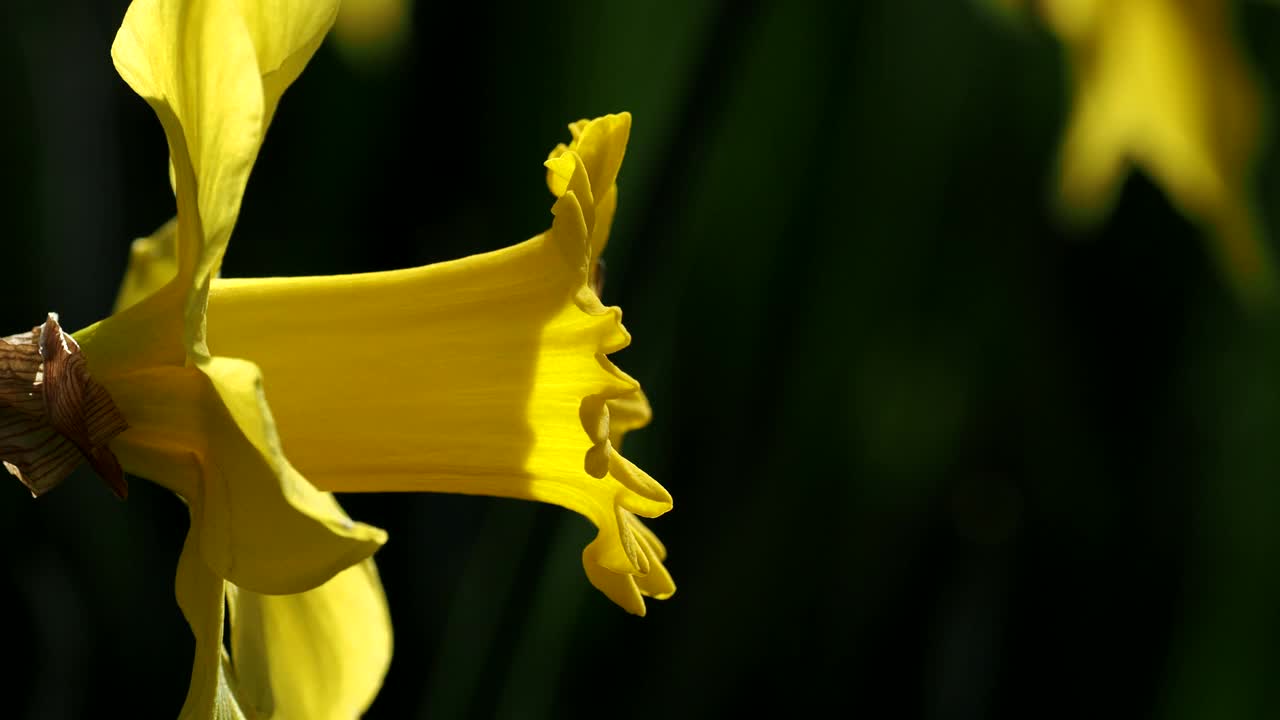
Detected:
[{"left": 5, "top": 0, "right": 1280, "bottom": 717}]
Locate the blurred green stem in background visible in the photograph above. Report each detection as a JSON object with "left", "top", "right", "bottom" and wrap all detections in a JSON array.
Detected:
[{"left": 1162, "top": 304, "right": 1280, "bottom": 719}]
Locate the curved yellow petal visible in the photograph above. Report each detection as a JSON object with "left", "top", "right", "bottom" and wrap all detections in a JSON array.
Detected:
[
  {"left": 77, "top": 359, "right": 385, "bottom": 595},
  {"left": 114, "top": 218, "right": 179, "bottom": 313},
  {"left": 175, "top": 508, "right": 390, "bottom": 719},
  {"left": 104, "top": 3, "right": 392, "bottom": 713},
  {"left": 205, "top": 114, "right": 672, "bottom": 613},
  {"left": 234, "top": 0, "right": 341, "bottom": 128},
  {"left": 112, "top": 0, "right": 263, "bottom": 353},
  {"left": 228, "top": 557, "right": 392, "bottom": 720},
  {"left": 175, "top": 512, "right": 248, "bottom": 720},
  {"left": 111, "top": 0, "right": 336, "bottom": 354}
]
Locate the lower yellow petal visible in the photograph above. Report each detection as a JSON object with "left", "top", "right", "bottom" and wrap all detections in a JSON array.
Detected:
[
  {"left": 174, "top": 510, "right": 248, "bottom": 720},
  {"left": 228, "top": 557, "right": 391, "bottom": 720},
  {"left": 93, "top": 362, "right": 385, "bottom": 594}
]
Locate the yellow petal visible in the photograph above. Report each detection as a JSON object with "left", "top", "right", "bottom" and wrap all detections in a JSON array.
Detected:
[
  {"left": 228, "top": 557, "right": 391, "bottom": 720},
  {"left": 234, "top": 0, "right": 341, "bottom": 128},
  {"left": 175, "top": 491, "right": 387, "bottom": 720},
  {"left": 174, "top": 511, "right": 248, "bottom": 720},
  {"left": 205, "top": 114, "right": 672, "bottom": 613},
  {"left": 111, "top": 0, "right": 336, "bottom": 354},
  {"left": 112, "top": 0, "right": 263, "bottom": 353},
  {"left": 76, "top": 359, "right": 385, "bottom": 595},
  {"left": 114, "top": 218, "right": 179, "bottom": 313}
]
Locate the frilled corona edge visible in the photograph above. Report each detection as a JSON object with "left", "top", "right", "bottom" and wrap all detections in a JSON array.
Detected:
[
  {"left": 545, "top": 113, "right": 677, "bottom": 613},
  {"left": 0, "top": 314, "right": 128, "bottom": 498},
  {"left": 554, "top": 190, "right": 676, "bottom": 612}
]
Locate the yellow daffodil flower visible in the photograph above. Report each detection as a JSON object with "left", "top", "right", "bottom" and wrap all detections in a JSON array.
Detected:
[
  {"left": 3, "top": 0, "right": 673, "bottom": 715},
  {"left": 107, "top": 14, "right": 675, "bottom": 619},
  {"left": 116, "top": 111, "right": 677, "bottom": 616},
  {"left": 1023, "top": 0, "right": 1272, "bottom": 296}
]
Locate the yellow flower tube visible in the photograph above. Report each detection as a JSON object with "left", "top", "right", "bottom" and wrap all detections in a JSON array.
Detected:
[{"left": 203, "top": 113, "right": 675, "bottom": 616}]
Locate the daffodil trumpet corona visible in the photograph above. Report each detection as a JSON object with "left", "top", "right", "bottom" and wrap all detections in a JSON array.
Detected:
[{"left": 3, "top": 0, "right": 673, "bottom": 717}]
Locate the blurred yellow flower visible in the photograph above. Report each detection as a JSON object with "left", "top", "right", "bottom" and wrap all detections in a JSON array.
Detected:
[{"left": 1030, "top": 0, "right": 1271, "bottom": 296}]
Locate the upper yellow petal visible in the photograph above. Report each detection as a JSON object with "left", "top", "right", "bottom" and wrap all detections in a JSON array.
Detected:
[
  {"left": 111, "top": 0, "right": 337, "bottom": 353},
  {"left": 112, "top": 0, "right": 262, "bottom": 353},
  {"left": 234, "top": 0, "right": 341, "bottom": 128},
  {"left": 85, "top": 0, "right": 379, "bottom": 599},
  {"left": 101, "top": 4, "right": 391, "bottom": 714}
]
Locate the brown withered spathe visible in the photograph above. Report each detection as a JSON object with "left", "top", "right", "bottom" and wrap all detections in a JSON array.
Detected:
[{"left": 0, "top": 314, "right": 128, "bottom": 498}]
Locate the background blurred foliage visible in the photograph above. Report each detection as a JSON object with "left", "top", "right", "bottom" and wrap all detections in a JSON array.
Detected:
[{"left": 5, "top": 0, "right": 1280, "bottom": 717}]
